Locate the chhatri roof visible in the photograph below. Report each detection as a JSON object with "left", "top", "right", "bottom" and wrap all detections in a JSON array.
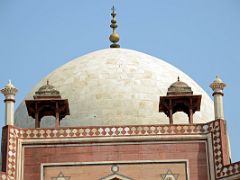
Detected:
[
  {"left": 167, "top": 77, "right": 193, "bottom": 96},
  {"left": 34, "top": 80, "right": 60, "bottom": 98}
]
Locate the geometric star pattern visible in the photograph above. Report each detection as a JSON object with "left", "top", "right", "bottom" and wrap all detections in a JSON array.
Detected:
[
  {"left": 160, "top": 170, "right": 179, "bottom": 180},
  {"left": 51, "top": 172, "right": 71, "bottom": 180}
]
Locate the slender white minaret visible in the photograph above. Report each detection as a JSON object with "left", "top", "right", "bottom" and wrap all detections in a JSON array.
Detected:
[
  {"left": 210, "top": 76, "right": 226, "bottom": 119},
  {"left": 1, "top": 80, "right": 18, "bottom": 126}
]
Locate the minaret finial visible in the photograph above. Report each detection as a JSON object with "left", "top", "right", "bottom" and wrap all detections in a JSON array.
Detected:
[
  {"left": 109, "top": 6, "right": 120, "bottom": 48},
  {"left": 1, "top": 80, "right": 18, "bottom": 126}
]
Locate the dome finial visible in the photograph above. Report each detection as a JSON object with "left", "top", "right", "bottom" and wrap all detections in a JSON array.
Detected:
[{"left": 109, "top": 6, "right": 120, "bottom": 48}]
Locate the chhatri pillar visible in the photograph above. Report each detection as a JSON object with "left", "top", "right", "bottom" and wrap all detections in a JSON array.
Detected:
[
  {"left": 1, "top": 80, "right": 18, "bottom": 126},
  {"left": 210, "top": 76, "right": 226, "bottom": 120},
  {"left": 25, "top": 81, "right": 70, "bottom": 128},
  {"left": 159, "top": 77, "right": 202, "bottom": 124}
]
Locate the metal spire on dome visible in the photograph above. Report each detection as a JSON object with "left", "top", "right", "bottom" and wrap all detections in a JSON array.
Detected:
[{"left": 109, "top": 6, "right": 120, "bottom": 48}]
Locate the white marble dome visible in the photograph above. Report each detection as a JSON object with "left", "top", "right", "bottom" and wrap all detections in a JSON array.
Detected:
[{"left": 15, "top": 48, "right": 214, "bottom": 128}]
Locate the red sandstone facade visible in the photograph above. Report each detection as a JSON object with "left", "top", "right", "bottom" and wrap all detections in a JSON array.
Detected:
[{"left": 0, "top": 119, "right": 240, "bottom": 179}]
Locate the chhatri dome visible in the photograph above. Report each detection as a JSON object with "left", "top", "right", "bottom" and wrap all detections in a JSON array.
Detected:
[{"left": 14, "top": 7, "right": 214, "bottom": 128}]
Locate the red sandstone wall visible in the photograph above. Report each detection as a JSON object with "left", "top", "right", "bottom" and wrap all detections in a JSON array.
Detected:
[
  {"left": 24, "top": 141, "right": 209, "bottom": 180},
  {"left": 219, "top": 120, "right": 230, "bottom": 165}
]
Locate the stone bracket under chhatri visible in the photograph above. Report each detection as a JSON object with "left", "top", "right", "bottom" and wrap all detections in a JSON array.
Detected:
[{"left": 0, "top": 119, "right": 240, "bottom": 179}]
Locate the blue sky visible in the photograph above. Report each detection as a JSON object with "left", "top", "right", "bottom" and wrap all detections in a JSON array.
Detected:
[{"left": 0, "top": 1, "right": 240, "bottom": 161}]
